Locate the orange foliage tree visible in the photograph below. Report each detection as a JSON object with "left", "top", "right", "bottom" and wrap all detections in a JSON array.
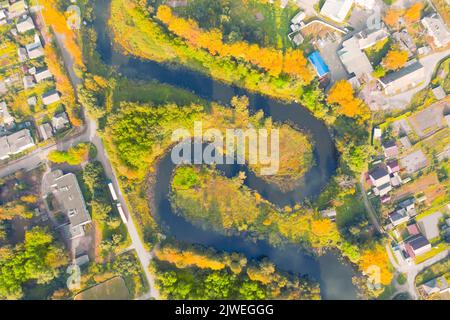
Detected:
[
  {"left": 40, "top": 0, "right": 83, "bottom": 68},
  {"left": 382, "top": 49, "right": 409, "bottom": 71},
  {"left": 383, "top": 9, "right": 403, "bottom": 28},
  {"left": 44, "top": 45, "right": 82, "bottom": 127},
  {"left": 156, "top": 5, "right": 312, "bottom": 82},
  {"left": 404, "top": 2, "right": 424, "bottom": 23},
  {"left": 327, "top": 80, "right": 368, "bottom": 119},
  {"left": 358, "top": 245, "right": 394, "bottom": 286}
]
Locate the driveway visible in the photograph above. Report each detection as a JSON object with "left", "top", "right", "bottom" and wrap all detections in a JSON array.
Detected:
[
  {"left": 386, "top": 244, "right": 449, "bottom": 300},
  {"left": 369, "top": 50, "right": 450, "bottom": 110}
]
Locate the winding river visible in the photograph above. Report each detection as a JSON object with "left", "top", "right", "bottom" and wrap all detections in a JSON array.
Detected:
[{"left": 94, "top": 0, "right": 358, "bottom": 299}]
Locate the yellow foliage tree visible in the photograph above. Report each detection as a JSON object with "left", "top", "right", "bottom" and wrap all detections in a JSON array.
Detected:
[
  {"left": 327, "top": 80, "right": 368, "bottom": 119},
  {"left": 358, "top": 245, "right": 394, "bottom": 286},
  {"left": 404, "top": 2, "right": 423, "bottom": 23},
  {"left": 382, "top": 49, "right": 409, "bottom": 71}
]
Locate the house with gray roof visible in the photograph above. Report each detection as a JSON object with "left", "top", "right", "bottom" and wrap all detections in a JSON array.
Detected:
[
  {"left": 422, "top": 14, "right": 450, "bottom": 48},
  {"left": 52, "top": 112, "right": 70, "bottom": 131},
  {"left": 0, "top": 136, "right": 9, "bottom": 160},
  {"left": 0, "top": 101, "right": 14, "bottom": 127},
  {"left": 25, "top": 34, "right": 44, "bottom": 60},
  {"left": 389, "top": 208, "right": 409, "bottom": 226},
  {"left": 418, "top": 211, "right": 443, "bottom": 240},
  {"left": 45, "top": 170, "right": 91, "bottom": 240},
  {"left": 379, "top": 61, "right": 426, "bottom": 96},
  {"left": 0, "top": 129, "right": 35, "bottom": 159},
  {"left": 42, "top": 90, "right": 61, "bottom": 106},
  {"left": 7, "top": 129, "right": 35, "bottom": 154},
  {"left": 38, "top": 122, "right": 53, "bottom": 141},
  {"left": 419, "top": 276, "right": 450, "bottom": 299},
  {"left": 34, "top": 68, "right": 52, "bottom": 83},
  {"left": 16, "top": 15, "right": 35, "bottom": 33}
]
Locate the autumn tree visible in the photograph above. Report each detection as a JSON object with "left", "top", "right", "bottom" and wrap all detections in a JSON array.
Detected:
[
  {"left": 383, "top": 9, "right": 403, "bottom": 28},
  {"left": 404, "top": 2, "right": 423, "bottom": 23},
  {"left": 327, "top": 80, "right": 368, "bottom": 119},
  {"left": 382, "top": 49, "right": 409, "bottom": 71}
]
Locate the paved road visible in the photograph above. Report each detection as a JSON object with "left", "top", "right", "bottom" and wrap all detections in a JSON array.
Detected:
[
  {"left": 4, "top": 3, "right": 160, "bottom": 299},
  {"left": 386, "top": 244, "right": 449, "bottom": 300}
]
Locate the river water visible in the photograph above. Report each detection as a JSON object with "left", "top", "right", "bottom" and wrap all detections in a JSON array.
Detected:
[{"left": 93, "top": 0, "right": 359, "bottom": 299}]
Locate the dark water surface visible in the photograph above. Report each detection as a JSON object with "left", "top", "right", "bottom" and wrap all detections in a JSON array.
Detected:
[{"left": 93, "top": 0, "right": 358, "bottom": 299}]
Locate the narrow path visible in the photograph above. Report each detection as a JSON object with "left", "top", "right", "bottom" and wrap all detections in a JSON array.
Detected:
[{"left": 359, "top": 174, "right": 383, "bottom": 234}]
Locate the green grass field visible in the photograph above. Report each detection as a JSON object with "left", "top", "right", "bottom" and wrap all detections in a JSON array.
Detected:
[{"left": 74, "top": 276, "right": 130, "bottom": 300}]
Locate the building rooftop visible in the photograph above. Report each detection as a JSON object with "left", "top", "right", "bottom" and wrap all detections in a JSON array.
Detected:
[
  {"left": 418, "top": 211, "right": 443, "bottom": 240},
  {"left": 47, "top": 170, "right": 91, "bottom": 232},
  {"left": 422, "top": 14, "right": 450, "bottom": 48},
  {"left": 320, "top": 0, "right": 353, "bottom": 23},
  {"left": 42, "top": 90, "right": 61, "bottom": 106},
  {"left": 407, "top": 234, "right": 430, "bottom": 251},
  {"left": 308, "top": 51, "right": 330, "bottom": 78}
]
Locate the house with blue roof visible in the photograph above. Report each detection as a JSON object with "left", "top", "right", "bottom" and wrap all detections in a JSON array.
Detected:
[{"left": 308, "top": 51, "right": 330, "bottom": 79}]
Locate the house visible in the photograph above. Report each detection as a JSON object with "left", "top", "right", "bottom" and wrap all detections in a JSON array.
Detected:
[
  {"left": 6, "top": 129, "right": 35, "bottom": 155},
  {"left": 355, "top": 0, "right": 375, "bottom": 10},
  {"left": 308, "top": 51, "right": 330, "bottom": 78},
  {"left": 421, "top": 14, "right": 450, "bottom": 48},
  {"left": 338, "top": 36, "right": 373, "bottom": 79},
  {"left": 379, "top": 61, "right": 426, "bottom": 95},
  {"left": 389, "top": 209, "right": 409, "bottom": 226},
  {"left": 373, "top": 127, "right": 382, "bottom": 141},
  {"left": 42, "top": 90, "right": 61, "bottom": 106},
  {"left": 398, "top": 197, "right": 416, "bottom": 214},
  {"left": 407, "top": 223, "right": 421, "bottom": 236},
  {"left": 27, "top": 96, "right": 37, "bottom": 107},
  {"left": 45, "top": 170, "right": 91, "bottom": 240},
  {"left": 0, "top": 136, "right": 9, "bottom": 160},
  {"left": 321, "top": 208, "right": 337, "bottom": 221},
  {"left": 336, "top": 27, "right": 388, "bottom": 79},
  {"left": 38, "top": 122, "right": 53, "bottom": 141},
  {"left": 16, "top": 15, "right": 35, "bottom": 33},
  {"left": 369, "top": 165, "right": 390, "bottom": 187},
  {"left": 405, "top": 235, "right": 431, "bottom": 258},
  {"left": 386, "top": 160, "right": 400, "bottom": 174},
  {"left": 419, "top": 276, "right": 450, "bottom": 298},
  {"left": 0, "top": 129, "right": 35, "bottom": 159},
  {"left": 7, "top": 0, "right": 27, "bottom": 19},
  {"left": 418, "top": 211, "right": 443, "bottom": 240},
  {"left": 34, "top": 68, "right": 52, "bottom": 83},
  {"left": 320, "top": 0, "right": 353, "bottom": 23},
  {"left": 432, "top": 86, "right": 446, "bottom": 100},
  {"left": 0, "top": 101, "right": 15, "bottom": 127},
  {"left": 17, "top": 47, "right": 27, "bottom": 62},
  {"left": 400, "top": 150, "right": 428, "bottom": 174},
  {"left": 52, "top": 112, "right": 70, "bottom": 131},
  {"left": 25, "top": 34, "right": 44, "bottom": 60},
  {"left": 382, "top": 140, "right": 399, "bottom": 158},
  {"left": 446, "top": 114, "right": 450, "bottom": 127},
  {"left": 0, "top": 9, "right": 6, "bottom": 25},
  {"left": 291, "top": 11, "right": 306, "bottom": 25},
  {"left": 22, "top": 75, "right": 35, "bottom": 89}
]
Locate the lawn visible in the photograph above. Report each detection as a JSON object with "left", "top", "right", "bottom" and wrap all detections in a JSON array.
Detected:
[
  {"left": 172, "top": 0, "right": 298, "bottom": 50},
  {"left": 74, "top": 276, "right": 130, "bottom": 300},
  {"left": 364, "top": 38, "right": 391, "bottom": 66},
  {"left": 415, "top": 243, "right": 449, "bottom": 264},
  {"left": 336, "top": 194, "right": 367, "bottom": 230}
]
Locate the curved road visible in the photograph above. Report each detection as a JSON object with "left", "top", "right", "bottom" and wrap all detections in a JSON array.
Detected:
[{"left": 0, "top": 4, "right": 160, "bottom": 299}]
